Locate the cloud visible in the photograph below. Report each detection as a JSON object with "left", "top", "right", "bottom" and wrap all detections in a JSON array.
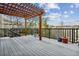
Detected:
[
  {"left": 63, "top": 14, "right": 69, "bottom": 18},
  {"left": 39, "top": 3, "right": 46, "bottom": 7},
  {"left": 43, "top": 13, "right": 61, "bottom": 20},
  {"left": 43, "top": 12, "right": 70, "bottom": 21},
  {"left": 64, "top": 11, "right": 68, "bottom": 14},
  {"left": 45, "top": 9, "right": 48, "bottom": 13},
  {"left": 65, "top": 21, "right": 79, "bottom": 26},
  {"left": 39, "top": 3, "right": 60, "bottom": 13},
  {"left": 46, "top": 3, "right": 60, "bottom": 10},
  {"left": 74, "top": 3, "right": 79, "bottom": 8},
  {"left": 70, "top": 10, "right": 74, "bottom": 14},
  {"left": 70, "top": 5, "right": 74, "bottom": 8}
]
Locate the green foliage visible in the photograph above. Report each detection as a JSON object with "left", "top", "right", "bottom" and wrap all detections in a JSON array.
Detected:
[{"left": 27, "top": 17, "right": 49, "bottom": 28}]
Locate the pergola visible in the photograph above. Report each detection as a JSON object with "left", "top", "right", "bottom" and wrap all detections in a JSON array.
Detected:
[{"left": 0, "top": 3, "right": 45, "bottom": 40}]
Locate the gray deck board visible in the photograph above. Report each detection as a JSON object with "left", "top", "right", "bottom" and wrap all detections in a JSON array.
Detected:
[
  {"left": 0, "top": 35, "right": 79, "bottom": 56},
  {"left": 0, "top": 39, "right": 4, "bottom": 56},
  {"left": 5, "top": 39, "right": 14, "bottom": 56},
  {"left": 0, "top": 39, "right": 2, "bottom": 56}
]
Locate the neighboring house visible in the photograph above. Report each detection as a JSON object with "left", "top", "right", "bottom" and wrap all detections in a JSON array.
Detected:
[
  {"left": 0, "top": 14, "right": 23, "bottom": 29},
  {"left": 0, "top": 14, "right": 49, "bottom": 29}
]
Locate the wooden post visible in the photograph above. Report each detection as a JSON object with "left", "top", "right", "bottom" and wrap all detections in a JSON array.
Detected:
[
  {"left": 65, "top": 29, "right": 66, "bottom": 37},
  {"left": 72, "top": 29, "right": 75, "bottom": 43},
  {"left": 49, "top": 28, "right": 50, "bottom": 39},
  {"left": 76, "top": 29, "right": 78, "bottom": 42},
  {"left": 69, "top": 29, "right": 72, "bottom": 42},
  {"left": 25, "top": 19, "right": 26, "bottom": 28},
  {"left": 39, "top": 15, "right": 42, "bottom": 40},
  {"left": 17, "top": 18, "right": 19, "bottom": 28},
  {"left": 25, "top": 19, "right": 27, "bottom": 35},
  {"left": 17, "top": 18, "right": 19, "bottom": 33}
]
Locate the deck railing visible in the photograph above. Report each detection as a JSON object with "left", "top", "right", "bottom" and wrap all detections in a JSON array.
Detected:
[
  {"left": 41, "top": 28, "right": 79, "bottom": 43},
  {"left": 0, "top": 27, "right": 79, "bottom": 43}
]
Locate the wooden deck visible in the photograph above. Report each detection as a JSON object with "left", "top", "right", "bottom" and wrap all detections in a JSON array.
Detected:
[{"left": 0, "top": 35, "right": 79, "bottom": 56}]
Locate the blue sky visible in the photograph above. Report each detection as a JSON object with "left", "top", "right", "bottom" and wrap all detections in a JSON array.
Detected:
[{"left": 39, "top": 3, "right": 79, "bottom": 26}]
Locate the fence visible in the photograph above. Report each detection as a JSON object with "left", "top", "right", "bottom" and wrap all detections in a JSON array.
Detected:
[
  {"left": 42, "top": 28, "right": 79, "bottom": 43},
  {"left": 0, "top": 27, "right": 79, "bottom": 43}
]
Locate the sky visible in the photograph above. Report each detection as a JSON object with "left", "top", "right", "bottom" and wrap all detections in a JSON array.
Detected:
[
  {"left": 38, "top": 3, "right": 79, "bottom": 26},
  {"left": 1, "top": 3, "right": 79, "bottom": 26}
]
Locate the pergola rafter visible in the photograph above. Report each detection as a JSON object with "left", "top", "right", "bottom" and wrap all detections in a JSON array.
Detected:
[{"left": 0, "top": 3, "right": 44, "bottom": 19}]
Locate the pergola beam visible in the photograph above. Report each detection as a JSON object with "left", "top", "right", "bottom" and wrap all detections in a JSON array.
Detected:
[{"left": 39, "top": 15, "right": 42, "bottom": 40}]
